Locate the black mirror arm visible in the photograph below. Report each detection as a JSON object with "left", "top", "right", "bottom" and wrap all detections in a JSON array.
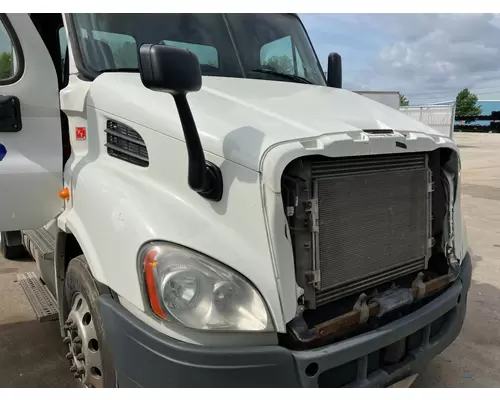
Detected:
[
  {"left": 327, "top": 52, "right": 342, "bottom": 89},
  {"left": 173, "top": 94, "right": 223, "bottom": 201}
]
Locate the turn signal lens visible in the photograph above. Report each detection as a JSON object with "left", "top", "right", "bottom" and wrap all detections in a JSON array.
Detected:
[{"left": 143, "top": 248, "right": 166, "bottom": 320}]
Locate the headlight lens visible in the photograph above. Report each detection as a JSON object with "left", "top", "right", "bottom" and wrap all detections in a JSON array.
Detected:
[{"left": 140, "top": 242, "right": 272, "bottom": 332}]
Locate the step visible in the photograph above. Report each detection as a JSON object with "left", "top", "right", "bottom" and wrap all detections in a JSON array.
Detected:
[
  {"left": 23, "top": 228, "right": 55, "bottom": 260},
  {"left": 17, "top": 271, "right": 59, "bottom": 322}
]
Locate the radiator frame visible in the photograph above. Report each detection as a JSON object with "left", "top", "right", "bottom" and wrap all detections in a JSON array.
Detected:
[{"left": 283, "top": 152, "right": 433, "bottom": 310}]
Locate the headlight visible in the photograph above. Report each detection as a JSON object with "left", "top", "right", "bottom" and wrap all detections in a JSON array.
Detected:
[{"left": 139, "top": 242, "right": 273, "bottom": 332}]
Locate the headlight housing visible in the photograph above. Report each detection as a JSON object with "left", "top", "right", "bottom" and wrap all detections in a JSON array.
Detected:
[{"left": 139, "top": 242, "right": 273, "bottom": 332}]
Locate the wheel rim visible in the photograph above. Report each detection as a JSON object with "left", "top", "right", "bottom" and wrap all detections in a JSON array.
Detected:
[{"left": 63, "top": 293, "right": 104, "bottom": 388}]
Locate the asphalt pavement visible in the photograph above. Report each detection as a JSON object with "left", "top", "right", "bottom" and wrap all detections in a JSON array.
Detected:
[{"left": 0, "top": 250, "right": 76, "bottom": 387}]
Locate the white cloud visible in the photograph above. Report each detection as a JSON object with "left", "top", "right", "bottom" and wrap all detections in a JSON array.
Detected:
[
  {"left": 370, "top": 14, "right": 500, "bottom": 102},
  {"left": 310, "top": 13, "right": 500, "bottom": 103}
]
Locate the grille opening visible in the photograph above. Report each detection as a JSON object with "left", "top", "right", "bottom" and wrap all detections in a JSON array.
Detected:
[
  {"left": 318, "top": 359, "right": 358, "bottom": 388},
  {"left": 282, "top": 151, "right": 433, "bottom": 309},
  {"left": 303, "top": 269, "right": 423, "bottom": 328},
  {"left": 280, "top": 148, "right": 454, "bottom": 349},
  {"left": 280, "top": 267, "right": 451, "bottom": 348},
  {"left": 318, "top": 351, "right": 379, "bottom": 388},
  {"left": 406, "top": 329, "right": 423, "bottom": 352},
  {"left": 430, "top": 310, "right": 453, "bottom": 340},
  {"left": 316, "top": 310, "right": 455, "bottom": 387},
  {"left": 278, "top": 270, "right": 453, "bottom": 352}
]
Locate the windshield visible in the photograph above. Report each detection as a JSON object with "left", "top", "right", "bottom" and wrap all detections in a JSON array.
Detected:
[{"left": 69, "top": 13, "right": 326, "bottom": 86}]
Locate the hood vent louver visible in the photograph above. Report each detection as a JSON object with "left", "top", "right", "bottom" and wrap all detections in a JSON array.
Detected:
[
  {"left": 105, "top": 120, "right": 149, "bottom": 167},
  {"left": 363, "top": 129, "right": 394, "bottom": 135}
]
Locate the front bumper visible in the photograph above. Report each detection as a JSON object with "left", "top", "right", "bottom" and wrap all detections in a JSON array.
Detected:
[{"left": 99, "top": 253, "right": 472, "bottom": 388}]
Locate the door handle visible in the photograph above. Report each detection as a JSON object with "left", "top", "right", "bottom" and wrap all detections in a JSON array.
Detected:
[{"left": 0, "top": 95, "right": 22, "bottom": 132}]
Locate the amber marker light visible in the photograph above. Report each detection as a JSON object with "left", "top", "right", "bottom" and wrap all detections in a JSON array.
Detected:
[
  {"left": 59, "top": 187, "right": 70, "bottom": 200},
  {"left": 143, "top": 248, "right": 167, "bottom": 320}
]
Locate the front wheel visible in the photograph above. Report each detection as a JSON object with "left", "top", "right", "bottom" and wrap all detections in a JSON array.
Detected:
[{"left": 63, "top": 255, "right": 116, "bottom": 388}]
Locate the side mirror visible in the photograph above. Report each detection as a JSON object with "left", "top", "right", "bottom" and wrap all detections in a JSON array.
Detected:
[
  {"left": 138, "top": 44, "right": 202, "bottom": 94},
  {"left": 327, "top": 52, "right": 342, "bottom": 89},
  {"left": 138, "top": 44, "right": 223, "bottom": 202}
]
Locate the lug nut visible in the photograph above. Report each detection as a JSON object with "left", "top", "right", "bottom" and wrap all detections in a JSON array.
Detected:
[
  {"left": 73, "top": 372, "right": 80, "bottom": 378},
  {"left": 70, "top": 366, "right": 77, "bottom": 373},
  {"left": 69, "top": 323, "right": 77, "bottom": 330},
  {"left": 74, "top": 337, "right": 82, "bottom": 344},
  {"left": 63, "top": 337, "right": 70, "bottom": 344},
  {"left": 78, "top": 365, "right": 85, "bottom": 373},
  {"left": 76, "top": 354, "right": 85, "bottom": 361},
  {"left": 66, "top": 352, "right": 73, "bottom": 360},
  {"left": 65, "top": 318, "right": 73, "bottom": 325}
]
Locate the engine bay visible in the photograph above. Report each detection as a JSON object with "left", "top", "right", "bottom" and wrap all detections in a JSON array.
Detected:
[{"left": 280, "top": 147, "right": 460, "bottom": 349}]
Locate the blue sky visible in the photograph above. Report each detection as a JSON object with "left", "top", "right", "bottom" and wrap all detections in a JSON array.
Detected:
[
  {"left": 0, "top": 23, "right": 11, "bottom": 53},
  {"left": 300, "top": 13, "right": 500, "bottom": 104},
  {"left": 301, "top": 14, "right": 390, "bottom": 88}
]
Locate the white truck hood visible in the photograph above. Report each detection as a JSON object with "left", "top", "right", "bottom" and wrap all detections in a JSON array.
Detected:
[{"left": 89, "top": 74, "right": 449, "bottom": 172}]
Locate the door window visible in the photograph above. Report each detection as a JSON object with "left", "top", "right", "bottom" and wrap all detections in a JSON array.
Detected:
[
  {"left": 0, "top": 16, "right": 22, "bottom": 83},
  {"left": 58, "top": 27, "right": 68, "bottom": 84}
]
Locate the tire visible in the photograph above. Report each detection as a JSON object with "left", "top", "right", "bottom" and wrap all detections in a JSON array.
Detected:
[
  {"left": 0, "top": 231, "right": 28, "bottom": 260},
  {"left": 63, "top": 255, "right": 116, "bottom": 388}
]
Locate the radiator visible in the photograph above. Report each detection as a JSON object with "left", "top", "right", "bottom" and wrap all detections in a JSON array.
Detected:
[{"left": 311, "top": 153, "right": 431, "bottom": 306}]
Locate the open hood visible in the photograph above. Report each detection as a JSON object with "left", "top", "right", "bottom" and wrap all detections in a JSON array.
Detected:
[{"left": 89, "top": 74, "right": 447, "bottom": 171}]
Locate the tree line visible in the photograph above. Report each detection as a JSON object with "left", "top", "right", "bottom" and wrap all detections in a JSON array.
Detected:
[
  {"left": 0, "top": 52, "right": 12, "bottom": 79},
  {"left": 399, "top": 88, "right": 482, "bottom": 116}
]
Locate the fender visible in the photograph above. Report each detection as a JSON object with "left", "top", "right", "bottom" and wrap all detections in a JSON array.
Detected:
[{"left": 57, "top": 108, "right": 286, "bottom": 332}]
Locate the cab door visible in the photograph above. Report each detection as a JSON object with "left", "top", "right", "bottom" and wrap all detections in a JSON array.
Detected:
[{"left": 0, "top": 13, "right": 63, "bottom": 231}]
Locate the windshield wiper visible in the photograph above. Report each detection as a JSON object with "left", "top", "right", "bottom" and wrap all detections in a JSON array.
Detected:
[{"left": 251, "top": 68, "right": 313, "bottom": 85}]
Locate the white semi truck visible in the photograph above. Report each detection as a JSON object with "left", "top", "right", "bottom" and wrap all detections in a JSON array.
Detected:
[{"left": 0, "top": 13, "right": 470, "bottom": 388}]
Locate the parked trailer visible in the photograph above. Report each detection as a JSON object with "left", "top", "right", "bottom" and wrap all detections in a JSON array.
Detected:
[
  {"left": 455, "top": 111, "right": 500, "bottom": 133},
  {"left": 399, "top": 103, "right": 456, "bottom": 139}
]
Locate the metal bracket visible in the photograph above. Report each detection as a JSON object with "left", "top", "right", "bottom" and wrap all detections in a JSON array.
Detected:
[
  {"left": 304, "top": 199, "right": 319, "bottom": 233},
  {"left": 304, "top": 197, "right": 321, "bottom": 290},
  {"left": 427, "top": 170, "right": 435, "bottom": 193},
  {"left": 412, "top": 272, "right": 426, "bottom": 300},
  {"left": 443, "top": 169, "right": 460, "bottom": 276},
  {"left": 353, "top": 293, "right": 370, "bottom": 324},
  {"left": 373, "top": 288, "right": 413, "bottom": 317},
  {"left": 305, "top": 269, "right": 321, "bottom": 285}
]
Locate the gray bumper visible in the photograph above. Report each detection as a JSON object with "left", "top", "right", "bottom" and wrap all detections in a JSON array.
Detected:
[{"left": 99, "top": 253, "right": 472, "bottom": 388}]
